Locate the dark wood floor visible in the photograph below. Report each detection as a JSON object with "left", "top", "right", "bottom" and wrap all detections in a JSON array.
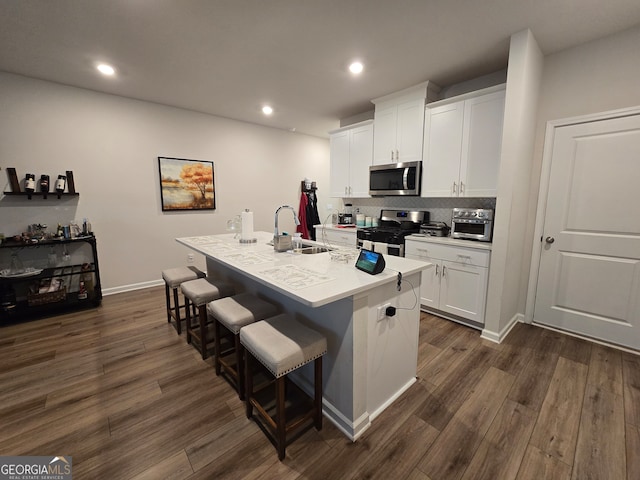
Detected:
[{"left": 0, "top": 286, "right": 638, "bottom": 479}]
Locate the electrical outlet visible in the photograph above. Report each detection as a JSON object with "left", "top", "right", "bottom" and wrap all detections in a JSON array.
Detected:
[
  {"left": 187, "top": 253, "right": 194, "bottom": 264},
  {"left": 377, "top": 303, "right": 392, "bottom": 321}
]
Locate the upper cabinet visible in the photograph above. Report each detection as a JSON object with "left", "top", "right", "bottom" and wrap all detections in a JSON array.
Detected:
[
  {"left": 372, "top": 82, "right": 440, "bottom": 166},
  {"left": 422, "top": 86, "right": 505, "bottom": 197},
  {"left": 329, "top": 120, "right": 373, "bottom": 198}
]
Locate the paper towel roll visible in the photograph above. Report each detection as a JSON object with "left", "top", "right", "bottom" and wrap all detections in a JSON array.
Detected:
[{"left": 241, "top": 209, "right": 255, "bottom": 241}]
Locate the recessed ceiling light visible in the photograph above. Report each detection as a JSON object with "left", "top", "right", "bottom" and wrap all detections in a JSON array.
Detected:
[
  {"left": 96, "top": 63, "right": 115, "bottom": 76},
  {"left": 349, "top": 62, "right": 364, "bottom": 75},
  {"left": 262, "top": 105, "right": 273, "bottom": 116}
]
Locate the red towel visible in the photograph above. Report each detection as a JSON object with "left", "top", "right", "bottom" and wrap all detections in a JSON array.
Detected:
[{"left": 296, "top": 193, "right": 310, "bottom": 239}]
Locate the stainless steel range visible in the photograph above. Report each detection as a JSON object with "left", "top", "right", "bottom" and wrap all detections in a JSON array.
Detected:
[{"left": 357, "top": 209, "right": 429, "bottom": 256}]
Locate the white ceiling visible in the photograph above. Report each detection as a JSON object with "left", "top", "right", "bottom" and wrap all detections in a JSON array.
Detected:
[{"left": 1, "top": 1, "right": 639, "bottom": 138}]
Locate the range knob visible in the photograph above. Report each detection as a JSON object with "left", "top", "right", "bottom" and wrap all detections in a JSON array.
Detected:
[
  {"left": 477, "top": 211, "right": 485, "bottom": 218},
  {"left": 470, "top": 212, "right": 477, "bottom": 217}
]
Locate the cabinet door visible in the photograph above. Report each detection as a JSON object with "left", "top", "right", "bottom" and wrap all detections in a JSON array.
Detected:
[
  {"left": 422, "top": 102, "right": 464, "bottom": 197},
  {"left": 439, "top": 260, "right": 488, "bottom": 324},
  {"left": 349, "top": 123, "right": 373, "bottom": 197},
  {"left": 396, "top": 98, "right": 425, "bottom": 163},
  {"left": 460, "top": 90, "right": 505, "bottom": 197},
  {"left": 419, "top": 260, "right": 441, "bottom": 309},
  {"left": 330, "top": 130, "right": 350, "bottom": 197},
  {"left": 372, "top": 106, "right": 397, "bottom": 165}
]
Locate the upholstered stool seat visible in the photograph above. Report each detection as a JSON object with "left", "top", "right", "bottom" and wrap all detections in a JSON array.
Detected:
[
  {"left": 208, "top": 293, "right": 278, "bottom": 399},
  {"left": 181, "top": 278, "right": 235, "bottom": 359},
  {"left": 240, "top": 313, "right": 327, "bottom": 460},
  {"left": 162, "top": 266, "right": 205, "bottom": 334}
]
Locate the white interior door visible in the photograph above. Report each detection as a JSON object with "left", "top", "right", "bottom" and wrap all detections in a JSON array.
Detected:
[{"left": 534, "top": 113, "right": 640, "bottom": 350}]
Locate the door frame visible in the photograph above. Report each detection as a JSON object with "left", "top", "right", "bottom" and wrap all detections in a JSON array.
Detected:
[{"left": 524, "top": 104, "right": 640, "bottom": 324}]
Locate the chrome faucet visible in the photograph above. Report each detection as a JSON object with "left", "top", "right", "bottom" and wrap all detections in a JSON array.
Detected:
[{"left": 273, "top": 205, "right": 300, "bottom": 251}]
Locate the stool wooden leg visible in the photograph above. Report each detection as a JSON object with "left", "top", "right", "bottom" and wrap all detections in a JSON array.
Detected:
[
  {"left": 173, "top": 287, "right": 182, "bottom": 334},
  {"left": 165, "top": 283, "right": 171, "bottom": 323},
  {"left": 214, "top": 318, "right": 222, "bottom": 375},
  {"left": 276, "top": 376, "right": 286, "bottom": 461},
  {"left": 314, "top": 357, "right": 323, "bottom": 431},
  {"left": 235, "top": 335, "right": 245, "bottom": 400},
  {"left": 245, "top": 353, "right": 254, "bottom": 419},
  {"left": 185, "top": 297, "right": 192, "bottom": 344},
  {"left": 198, "top": 305, "right": 208, "bottom": 360}
]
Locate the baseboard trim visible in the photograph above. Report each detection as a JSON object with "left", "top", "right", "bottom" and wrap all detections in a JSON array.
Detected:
[
  {"left": 369, "top": 377, "right": 416, "bottom": 422},
  {"left": 102, "top": 279, "right": 164, "bottom": 296},
  {"left": 481, "top": 313, "right": 523, "bottom": 344}
]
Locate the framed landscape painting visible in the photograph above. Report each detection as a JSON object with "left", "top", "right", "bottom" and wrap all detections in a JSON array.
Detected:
[{"left": 158, "top": 157, "right": 216, "bottom": 211}]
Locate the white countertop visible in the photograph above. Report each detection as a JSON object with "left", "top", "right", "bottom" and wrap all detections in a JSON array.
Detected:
[
  {"left": 405, "top": 234, "right": 493, "bottom": 251},
  {"left": 177, "top": 231, "right": 431, "bottom": 307}
]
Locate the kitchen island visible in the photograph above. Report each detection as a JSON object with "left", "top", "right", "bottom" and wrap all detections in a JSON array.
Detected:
[{"left": 177, "top": 231, "right": 431, "bottom": 440}]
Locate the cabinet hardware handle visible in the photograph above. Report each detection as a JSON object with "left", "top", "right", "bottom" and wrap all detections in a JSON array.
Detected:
[
  {"left": 391, "top": 150, "right": 394, "bottom": 161},
  {"left": 453, "top": 182, "right": 457, "bottom": 195},
  {"left": 442, "top": 265, "right": 446, "bottom": 277},
  {"left": 396, "top": 149, "right": 399, "bottom": 160},
  {"left": 460, "top": 182, "right": 465, "bottom": 195},
  {"left": 435, "top": 264, "right": 439, "bottom": 276}
]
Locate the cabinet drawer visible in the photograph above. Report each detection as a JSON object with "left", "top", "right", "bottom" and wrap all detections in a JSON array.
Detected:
[
  {"left": 405, "top": 240, "right": 490, "bottom": 267},
  {"left": 316, "top": 227, "right": 357, "bottom": 247}
]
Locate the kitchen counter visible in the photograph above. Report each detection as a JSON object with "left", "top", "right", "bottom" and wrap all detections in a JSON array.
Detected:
[
  {"left": 177, "top": 231, "right": 431, "bottom": 440},
  {"left": 177, "top": 232, "right": 427, "bottom": 308},
  {"left": 405, "top": 234, "right": 492, "bottom": 251}
]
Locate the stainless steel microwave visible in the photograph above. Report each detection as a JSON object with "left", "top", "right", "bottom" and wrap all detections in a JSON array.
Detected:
[{"left": 369, "top": 161, "right": 421, "bottom": 196}]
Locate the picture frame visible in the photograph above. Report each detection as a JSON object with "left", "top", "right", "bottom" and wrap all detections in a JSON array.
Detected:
[{"left": 158, "top": 157, "right": 216, "bottom": 211}]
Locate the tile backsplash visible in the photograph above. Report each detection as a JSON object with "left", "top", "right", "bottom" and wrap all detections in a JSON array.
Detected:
[{"left": 342, "top": 197, "right": 496, "bottom": 224}]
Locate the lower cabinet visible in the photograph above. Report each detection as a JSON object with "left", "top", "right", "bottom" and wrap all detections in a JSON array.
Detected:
[
  {"left": 405, "top": 238, "right": 490, "bottom": 325},
  {"left": 314, "top": 226, "right": 357, "bottom": 248}
]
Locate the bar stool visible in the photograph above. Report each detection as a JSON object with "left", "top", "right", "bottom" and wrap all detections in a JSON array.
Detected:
[
  {"left": 208, "top": 293, "right": 279, "bottom": 399},
  {"left": 182, "top": 278, "right": 235, "bottom": 360},
  {"left": 240, "top": 313, "right": 327, "bottom": 460},
  {"left": 162, "top": 266, "right": 205, "bottom": 334}
]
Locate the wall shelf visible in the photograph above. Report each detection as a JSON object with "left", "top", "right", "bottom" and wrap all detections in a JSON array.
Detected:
[{"left": 3, "top": 191, "right": 80, "bottom": 200}]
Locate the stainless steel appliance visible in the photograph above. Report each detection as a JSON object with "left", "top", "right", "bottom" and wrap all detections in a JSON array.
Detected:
[
  {"left": 450, "top": 208, "right": 493, "bottom": 242},
  {"left": 420, "top": 222, "right": 450, "bottom": 237},
  {"left": 357, "top": 209, "right": 429, "bottom": 256},
  {"left": 369, "top": 161, "right": 422, "bottom": 196}
]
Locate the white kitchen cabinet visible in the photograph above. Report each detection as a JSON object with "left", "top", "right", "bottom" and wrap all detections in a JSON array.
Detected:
[
  {"left": 329, "top": 121, "right": 373, "bottom": 198},
  {"left": 422, "top": 86, "right": 505, "bottom": 197},
  {"left": 373, "top": 98, "right": 425, "bottom": 165},
  {"left": 371, "top": 81, "right": 440, "bottom": 166},
  {"left": 314, "top": 226, "right": 357, "bottom": 248},
  {"left": 405, "top": 239, "right": 490, "bottom": 325}
]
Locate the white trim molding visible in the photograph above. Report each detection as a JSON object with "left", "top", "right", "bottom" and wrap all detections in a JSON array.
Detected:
[{"left": 481, "top": 313, "right": 523, "bottom": 343}]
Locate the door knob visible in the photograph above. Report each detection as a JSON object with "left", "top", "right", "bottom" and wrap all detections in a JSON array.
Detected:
[{"left": 545, "top": 236, "right": 555, "bottom": 244}]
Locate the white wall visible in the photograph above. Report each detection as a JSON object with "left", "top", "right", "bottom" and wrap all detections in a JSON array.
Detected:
[
  {"left": 483, "top": 30, "right": 543, "bottom": 341},
  {"left": 0, "top": 72, "right": 330, "bottom": 293},
  {"left": 522, "top": 24, "right": 640, "bottom": 318}
]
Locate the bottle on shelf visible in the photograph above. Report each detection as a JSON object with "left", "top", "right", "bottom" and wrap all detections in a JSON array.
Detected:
[
  {"left": 55, "top": 175, "right": 66, "bottom": 194},
  {"left": 25, "top": 174, "right": 35, "bottom": 194},
  {"left": 40, "top": 174, "right": 50, "bottom": 193}
]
